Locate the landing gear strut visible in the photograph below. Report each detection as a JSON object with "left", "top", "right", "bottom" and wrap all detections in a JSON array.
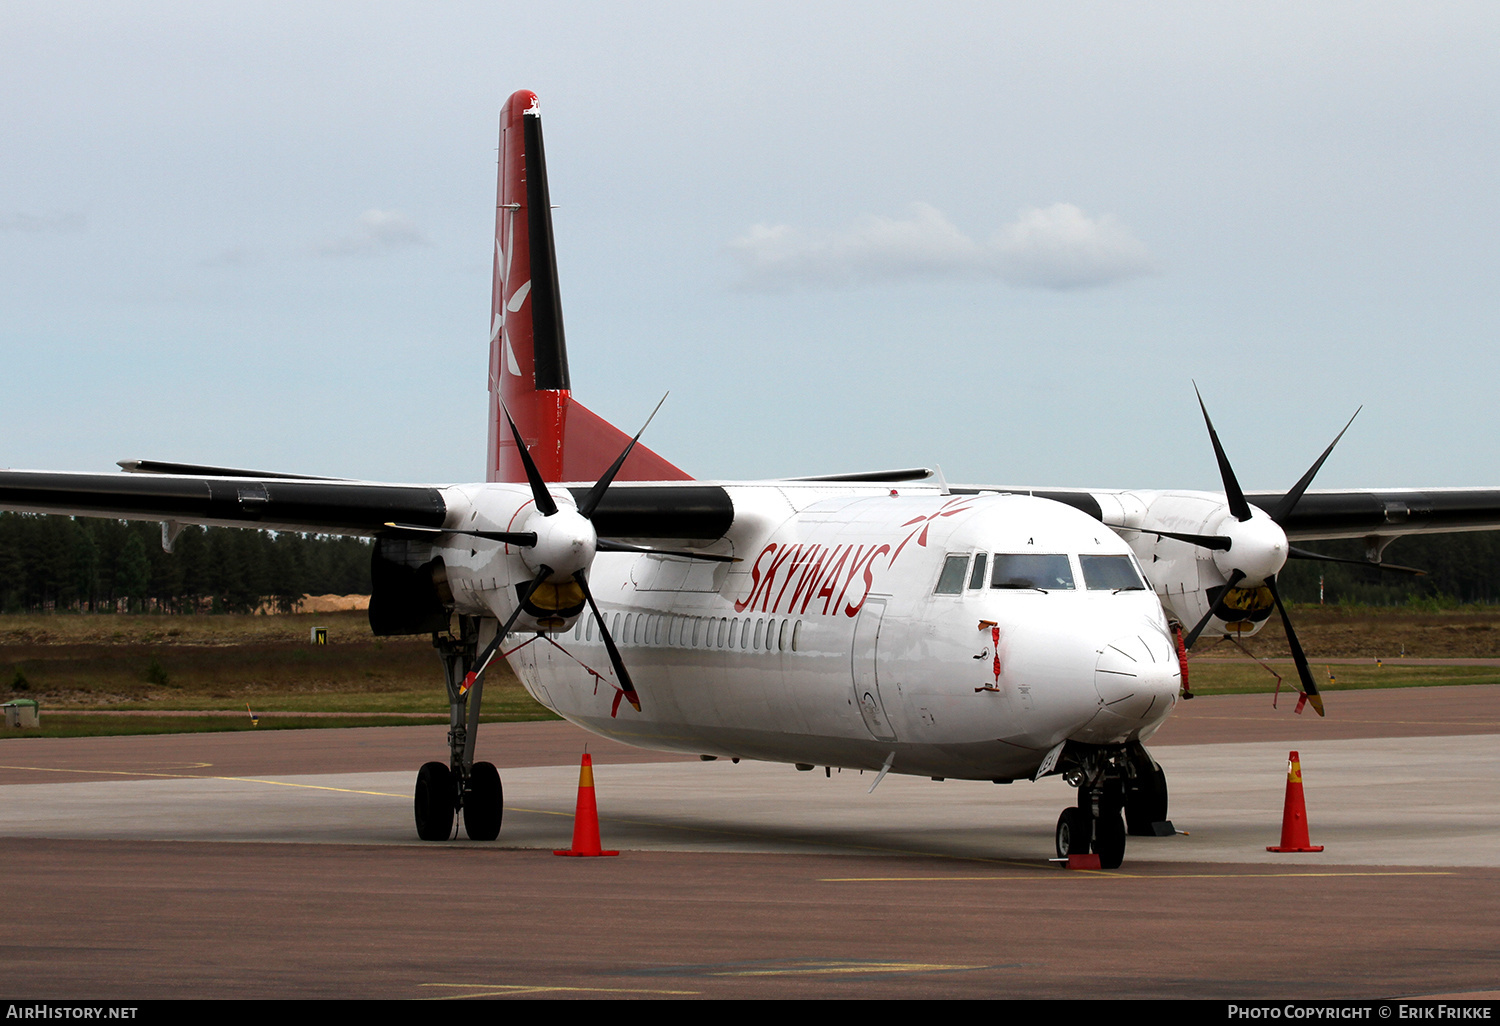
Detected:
[
  {"left": 413, "top": 615, "right": 505, "bottom": 841},
  {"left": 1053, "top": 743, "right": 1173, "bottom": 866},
  {"left": 1054, "top": 748, "right": 1129, "bottom": 868}
]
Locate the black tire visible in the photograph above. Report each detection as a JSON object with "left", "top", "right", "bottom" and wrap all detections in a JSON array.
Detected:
[
  {"left": 1125, "top": 763, "right": 1169, "bottom": 836},
  {"left": 414, "top": 761, "right": 456, "bottom": 841},
  {"left": 1095, "top": 807, "right": 1127, "bottom": 869},
  {"left": 1055, "top": 806, "right": 1092, "bottom": 859},
  {"left": 464, "top": 761, "right": 504, "bottom": 841}
]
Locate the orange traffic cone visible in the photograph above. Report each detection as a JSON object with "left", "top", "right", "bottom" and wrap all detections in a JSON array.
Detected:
[
  {"left": 1267, "top": 750, "right": 1324, "bottom": 853},
  {"left": 554, "top": 753, "right": 619, "bottom": 857}
]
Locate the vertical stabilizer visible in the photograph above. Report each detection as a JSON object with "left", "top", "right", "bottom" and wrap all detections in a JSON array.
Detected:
[{"left": 488, "top": 91, "right": 690, "bottom": 484}]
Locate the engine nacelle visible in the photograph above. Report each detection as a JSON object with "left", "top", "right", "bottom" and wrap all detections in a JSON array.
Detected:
[
  {"left": 1106, "top": 490, "right": 1279, "bottom": 641},
  {"left": 437, "top": 482, "right": 590, "bottom": 633}
]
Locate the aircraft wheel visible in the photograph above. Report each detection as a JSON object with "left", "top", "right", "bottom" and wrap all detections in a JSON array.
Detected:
[
  {"left": 464, "top": 761, "right": 504, "bottom": 841},
  {"left": 414, "top": 761, "right": 456, "bottom": 841},
  {"left": 1126, "top": 762, "right": 1169, "bottom": 836},
  {"left": 1095, "top": 808, "right": 1127, "bottom": 869},
  {"left": 1055, "top": 806, "right": 1092, "bottom": 859}
]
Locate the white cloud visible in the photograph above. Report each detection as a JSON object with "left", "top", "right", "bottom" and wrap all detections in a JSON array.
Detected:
[
  {"left": 314, "top": 209, "right": 428, "bottom": 257},
  {"left": 729, "top": 202, "right": 1153, "bottom": 291},
  {"left": 729, "top": 203, "right": 981, "bottom": 289},
  {"left": 991, "top": 203, "right": 1154, "bottom": 289}
]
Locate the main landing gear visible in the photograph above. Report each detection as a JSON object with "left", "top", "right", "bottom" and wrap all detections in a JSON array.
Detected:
[
  {"left": 1053, "top": 743, "right": 1171, "bottom": 868},
  {"left": 414, "top": 616, "right": 504, "bottom": 841}
]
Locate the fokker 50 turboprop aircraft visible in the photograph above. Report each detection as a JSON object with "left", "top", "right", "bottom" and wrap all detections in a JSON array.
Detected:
[{"left": 5, "top": 90, "right": 1500, "bottom": 868}]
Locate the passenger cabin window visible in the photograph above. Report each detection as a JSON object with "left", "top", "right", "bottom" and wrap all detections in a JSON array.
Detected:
[
  {"left": 991, "top": 553, "right": 1075, "bottom": 591},
  {"left": 1079, "top": 554, "right": 1146, "bottom": 591},
  {"left": 968, "top": 553, "right": 988, "bottom": 590},
  {"left": 935, "top": 554, "right": 969, "bottom": 594}
]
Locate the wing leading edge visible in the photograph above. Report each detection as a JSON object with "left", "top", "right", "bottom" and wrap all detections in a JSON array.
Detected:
[
  {"left": 0, "top": 470, "right": 446, "bottom": 536},
  {"left": 0, "top": 469, "right": 737, "bottom": 544}
]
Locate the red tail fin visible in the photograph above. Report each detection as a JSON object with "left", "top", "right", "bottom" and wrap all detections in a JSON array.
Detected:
[{"left": 488, "top": 91, "right": 690, "bottom": 484}]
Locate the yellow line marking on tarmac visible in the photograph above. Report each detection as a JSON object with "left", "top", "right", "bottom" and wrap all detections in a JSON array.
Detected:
[
  {"left": 421, "top": 983, "right": 699, "bottom": 998},
  {"left": 822, "top": 870, "right": 1456, "bottom": 881},
  {"left": 0, "top": 764, "right": 405, "bottom": 798},
  {"left": 707, "top": 961, "right": 985, "bottom": 977}
]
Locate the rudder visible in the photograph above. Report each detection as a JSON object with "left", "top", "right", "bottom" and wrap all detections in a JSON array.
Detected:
[{"left": 488, "top": 90, "right": 689, "bottom": 484}]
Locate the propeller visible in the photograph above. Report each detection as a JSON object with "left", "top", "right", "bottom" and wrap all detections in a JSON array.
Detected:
[
  {"left": 453, "top": 396, "right": 688, "bottom": 712},
  {"left": 1173, "top": 386, "right": 1367, "bottom": 716},
  {"left": 1287, "top": 545, "right": 1425, "bottom": 576}
]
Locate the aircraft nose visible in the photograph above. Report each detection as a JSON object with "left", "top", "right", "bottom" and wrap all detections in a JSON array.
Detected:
[{"left": 1076, "top": 628, "right": 1181, "bottom": 744}]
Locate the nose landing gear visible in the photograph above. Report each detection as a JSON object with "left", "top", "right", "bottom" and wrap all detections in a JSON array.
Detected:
[
  {"left": 1053, "top": 778, "right": 1127, "bottom": 869},
  {"left": 1054, "top": 745, "right": 1161, "bottom": 869}
]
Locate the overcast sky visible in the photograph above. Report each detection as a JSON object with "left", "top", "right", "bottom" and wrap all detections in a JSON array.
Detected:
[{"left": 3, "top": 2, "right": 1498, "bottom": 493}]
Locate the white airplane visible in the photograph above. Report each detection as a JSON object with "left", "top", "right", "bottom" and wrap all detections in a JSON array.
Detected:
[{"left": 5, "top": 90, "right": 1499, "bottom": 868}]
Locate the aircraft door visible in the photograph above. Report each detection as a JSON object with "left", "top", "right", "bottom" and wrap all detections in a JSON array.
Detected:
[{"left": 851, "top": 598, "right": 898, "bottom": 741}]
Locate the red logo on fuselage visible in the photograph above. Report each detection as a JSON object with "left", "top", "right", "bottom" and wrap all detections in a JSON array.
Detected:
[
  {"left": 733, "top": 542, "right": 890, "bottom": 618},
  {"left": 890, "top": 496, "right": 974, "bottom": 565},
  {"left": 733, "top": 497, "right": 974, "bottom": 618}
]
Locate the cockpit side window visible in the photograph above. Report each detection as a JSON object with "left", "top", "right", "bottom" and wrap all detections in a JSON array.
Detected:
[
  {"left": 1079, "top": 554, "right": 1147, "bottom": 591},
  {"left": 968, "top": 552, "right": 988, "bottom": 590},
  {"left": 991, "top": 553, "right": 1075, "bottom": 591},
  {"left": 935, "top": 554, "right": 969, "bottom": 595}
]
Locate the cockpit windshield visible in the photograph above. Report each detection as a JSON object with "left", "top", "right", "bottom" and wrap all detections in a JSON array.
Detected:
[
  {"left": 1079, "top": 554, "right": 1146, "bottom": 591},
  {"left": 991, "top": 553, "right": 1075, "bottom": 591}
]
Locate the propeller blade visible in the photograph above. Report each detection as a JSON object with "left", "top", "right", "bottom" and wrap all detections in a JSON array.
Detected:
[
  {"left": 574, "top": 569, "right": 639, "bottom": 711},
  {"left": 1266, "top": 575, "right": 1325, "bottom": 716},
  {"left": 1288, "top": 545, "right": 1425, "bottom": 576},
  {"left": 382, "top": 523, "right": 537, "bottom": 547},
  {"left": 596, "top": 539, "right": 739, "bottom": 563},
  {"left": 1183, "top": 568, "right": 1246, "bottom": 649},
  {"left": 1194, "top": 384, "right": 1252, "bottom": 523},
  {"left": 499, "top": 400, "right": 558, "bottom": 517},
  {"left": 1119, "top": 527, "right": 1232, "bottom": 552},
  {"left": 576, "top": 393, "right": 668, "bottom": 521},
  {"left": 462, "top": 567, "right": 552, "bottom": 692},
  {"left": 1270, "top": 408, "right": 1361, "bottom": 525}
]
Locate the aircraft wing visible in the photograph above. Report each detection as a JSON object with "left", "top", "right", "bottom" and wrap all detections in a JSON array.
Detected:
[
  {"left": 960, "top": 485, "right": 1500, "bottom": 544},
  {"left": 0, "top": 469, "right": 447, "bottom": 536},
  {"left": 0, "top": 468, "right": 737, "bottom": 543},
  {"left": 1244, "top": 487, "right": 1500, "bottom": 541}
]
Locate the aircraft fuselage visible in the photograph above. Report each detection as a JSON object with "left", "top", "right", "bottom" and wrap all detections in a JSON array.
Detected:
[{"left": 441, "top": 483, "right": 1180, "bottom": 782}]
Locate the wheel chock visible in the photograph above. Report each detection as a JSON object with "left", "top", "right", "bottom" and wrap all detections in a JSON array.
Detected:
[
  {"left": 1050, "top": 853, "right": 1101, "bottom": 870},
  {"left": 554, "top": 753, "right": 619, "bottom": 858}
]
